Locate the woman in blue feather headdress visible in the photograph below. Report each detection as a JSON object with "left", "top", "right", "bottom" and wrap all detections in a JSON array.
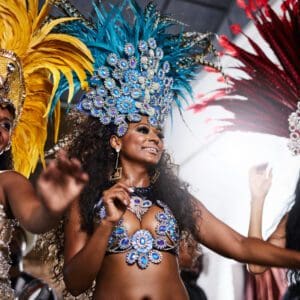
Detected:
[{"left": 46, "top": 1, "right": 300, "bottom": 299}]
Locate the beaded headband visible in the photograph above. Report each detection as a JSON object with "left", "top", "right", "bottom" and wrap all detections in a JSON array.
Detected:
[{"left": 55, "top": 0, "right": 220, "bottom": 136}]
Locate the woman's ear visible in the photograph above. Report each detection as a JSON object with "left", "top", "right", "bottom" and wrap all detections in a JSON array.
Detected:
[{"left": 110, "top": 135, "right": 122, "bottom": 150}]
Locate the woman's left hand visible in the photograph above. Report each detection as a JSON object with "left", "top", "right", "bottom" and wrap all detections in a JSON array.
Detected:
[{"left": 36, "top": 150, "right": 89, "bottom": 216}]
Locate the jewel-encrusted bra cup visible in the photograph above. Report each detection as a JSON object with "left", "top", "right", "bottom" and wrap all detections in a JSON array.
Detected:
[{"left": 94, "top": 191, "right": 180, "bottom": 269}]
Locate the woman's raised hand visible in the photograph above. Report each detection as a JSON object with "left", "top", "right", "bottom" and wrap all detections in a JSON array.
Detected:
[
  {"left": 101, "top": 182, "right": 131, "bottom": 224},
  {"left": 37, "top": 150, "right": 89, "bottom": 216},
  {"left": 249, "top": 163, "right": 273, "bottom": 202}
]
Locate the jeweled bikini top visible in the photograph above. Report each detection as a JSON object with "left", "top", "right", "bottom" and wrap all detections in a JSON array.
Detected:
[{"left": 94, "top": 187, "right": 180, "bottom": 269}]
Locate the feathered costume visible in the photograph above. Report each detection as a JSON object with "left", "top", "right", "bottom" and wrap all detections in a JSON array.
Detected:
[
  {"left": 189, "top": 0, "right": 300, "bottom": 154},
  {"left": 53, "top": 0, "right": 220, "bottom": 136},
  {"left": 0, "top": 0, "right": 93, "bottom": 177},
  {"left": 39, "top": 1, "right": 220, "bottom": 298}
]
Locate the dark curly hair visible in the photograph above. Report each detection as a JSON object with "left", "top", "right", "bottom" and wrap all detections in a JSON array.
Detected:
[
  {"left": 0, "top": 149, "right": 13, "bottom": 171},
  {"left": 286, "top": 173, "right": 300, "bottom": 285},
  {"left": 43, "top": 111, "right": 199, "bottom": 298},
  {"left": 67, "top": 111, "right": 197, "bottom": 235}
]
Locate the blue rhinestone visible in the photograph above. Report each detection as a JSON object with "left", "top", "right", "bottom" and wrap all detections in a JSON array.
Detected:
[
  {"left": 112, "top": 87, "right": 121, "bottom": 98},
  {"left": 104, "top": 78, "right": 116, "bottom": 90},
  {"left": 112, "top": 69, "right": 123, "bottom": 80},
  {"left": 129, "top": 57, "right": 137, "bottom": 69},
  {"left": 99, "top": 115, "right": 111, "bottom": 125},
  {"left": 119, "top": 238, "right": 130, "bottom": 249},
  {"left": 156, "top": 212, "right": 167, "bottom": 221},
  {"left": 133, "top": 197, "right": 141, "bottom": 204},
  {"left": 158, "top": 225, "right": 167, "bottom": 232},
  {"left": 138, "top": 255, "right": 149, "bottom": 269},
  {"left": 107, "top": 107, "right": 118, "bottom": 117},
  {"left": 81, "top": 99, "right": 92, "bottom": 110},
  {"left": 119, "top": 59, "right": 129, "bottom": 70},
  {"left": 97, "top": 86, "right": 107, "bottom": 97},
  {"left": 149, "top": 250, "right": 161, "bottom": 264},
  {"left": 114, "top": 115, "right": 125, "bottom": 125},
  {"left": 91, "top": 108, "right": 101, "bottom": 117},
  {"left": 158, "top": 69, "right": 165, "bottom": 79},
  {"left": 127, "top": 114, "right": 142, "bottom": 122},
  {"left": 155, "top": 239, "right": 166, "bottom": 248},
  {"left": 131, "top": 88, "right": 142, "bottom": 99},
  {"left": 156, "top": 47, "right": 164, "bottom": 59},
  {"left": 117, "top": 123, "right": 128, "bottom": 137},
  {"left": 105, "top": 97, "right": 116, "bottom": 107},
  {"left": 93, "top": 96, "right": 104, "bottom": 108},
  {"left": 107, "top": 53, "right": 118, "bottom": 66},
  {"left": 115, "top": 227, "right": 125, "bottom": 235},
  {"left": 131, "top": 230, "right": 153, "bottom": 253},
  {"left": 98, "top": 66, "right": 110, "bottom": 78},
  {"left": 126, "top": 251, "right": 138, "bottom": 264},
  {"left": 124, "top": 43, "right": 135, "bottom": 56},
  {"left": 143, "top": 200, "right": 152, "bottom": 207},
  {"left": 163, "top": 61, "right": 170, "bottom": 73},
  {"left": 122, "top": 84, "right": 130, "bottom": 95},
  {"left": 138, "top": 40, "right": 148, "bottom": 52},
  {"left": 148, "top": 38, "right": 157, "bottom": 49},
  {"left": 90, "top": 75, "right": 101, "bottom": 86}
]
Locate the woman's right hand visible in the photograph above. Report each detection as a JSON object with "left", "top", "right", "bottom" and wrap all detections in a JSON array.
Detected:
[
  {"left": 249, "top": 163, "right": 273, "bottom": 202},
  {"left": 100, "top": 182, "right": 131, "bottom": 224}
]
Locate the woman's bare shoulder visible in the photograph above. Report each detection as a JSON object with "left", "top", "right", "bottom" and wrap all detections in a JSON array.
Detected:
[
  {"left": 0, "top": 170, "right": 29, "bottom": 195},
  {"left": 0, "top": 170, "right": 26, "bottom": 180}
]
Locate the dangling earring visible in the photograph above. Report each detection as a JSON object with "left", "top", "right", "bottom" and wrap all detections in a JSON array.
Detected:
[
  {"left": 110, "top": 148, "right": 122, "bottom": 181},
  {"left": 4, "top": 141, "right": 11, "bottom": 152},
  {"left": 150, "top": 169, "right": 160, "bottom": 184}
]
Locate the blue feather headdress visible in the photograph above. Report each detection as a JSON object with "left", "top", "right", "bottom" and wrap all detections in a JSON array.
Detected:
[{"left": 54, "top": 0, "right": 219, "bottom": 136}]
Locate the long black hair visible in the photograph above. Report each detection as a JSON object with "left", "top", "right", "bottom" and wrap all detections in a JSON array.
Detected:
[
  {"left": 43, "top": 111, "right": 199, "bottom": 298},
  {"left": 286, "top": 173, "right": 300, "bottom": 284},
  {"left": 67, "top": 111, "right": 197, "bottom": 235}
]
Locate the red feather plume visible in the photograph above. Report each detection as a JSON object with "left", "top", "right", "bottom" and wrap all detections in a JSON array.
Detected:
[{"left": 192, "top": 0, "right": 300, "bottom": 143}]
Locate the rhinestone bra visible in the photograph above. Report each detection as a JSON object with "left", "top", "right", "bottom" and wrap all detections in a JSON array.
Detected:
[
  {"left": 0, "top": 204, "right": 17, "bottom": 299},
  {"left": 94, "top": 188, "right": 180, "bottom": 269}
]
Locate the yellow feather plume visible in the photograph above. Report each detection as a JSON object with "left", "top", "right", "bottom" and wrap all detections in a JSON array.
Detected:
[{"left": 0, "top": 0, "right": 94, "bottom": 177}]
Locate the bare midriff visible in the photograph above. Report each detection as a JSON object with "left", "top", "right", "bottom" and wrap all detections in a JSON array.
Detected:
[{"left": 94, "top": 252, "right": 188, "bottom": 300}]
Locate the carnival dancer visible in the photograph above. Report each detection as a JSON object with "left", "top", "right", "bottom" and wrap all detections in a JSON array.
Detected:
[
  {"left": 0, "top": 0, "right": 93, "bottom": 298},
  {"left": 46, "top": 1, "right": 300, "bottom": 299}
]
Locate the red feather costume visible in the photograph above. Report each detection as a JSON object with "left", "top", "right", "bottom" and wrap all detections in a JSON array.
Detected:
[{"left": 189, "top": 0, "right": 300, "bottom": 154}]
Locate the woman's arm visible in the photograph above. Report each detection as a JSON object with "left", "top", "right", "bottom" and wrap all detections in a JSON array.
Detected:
[
  {"left": 248, "top": 214, "right": 287, "bottom": 273},
  {"left": 63, "top": 199, "right": 115, "bottom": 296},
  {"left": 63, "top": 182, "right": 130, "bottom": 296},
  {"left": 192, "top": 199, "right": 299, "bottom": 269},
  {"left": 3, "top": 151, "right": 88, "bottom": 233},
  {"left": 247, "top": 164, "right": 287, "bottom": 273}
]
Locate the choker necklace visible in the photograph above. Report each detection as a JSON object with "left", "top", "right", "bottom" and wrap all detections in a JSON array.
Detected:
[{"left": 131, "top": 186, "right": 152, "bottom": 197}]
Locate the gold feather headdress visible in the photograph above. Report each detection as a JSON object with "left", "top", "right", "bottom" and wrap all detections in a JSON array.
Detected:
[{"left": 0, "top": 0, "right": 93, "bottom": 177}]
